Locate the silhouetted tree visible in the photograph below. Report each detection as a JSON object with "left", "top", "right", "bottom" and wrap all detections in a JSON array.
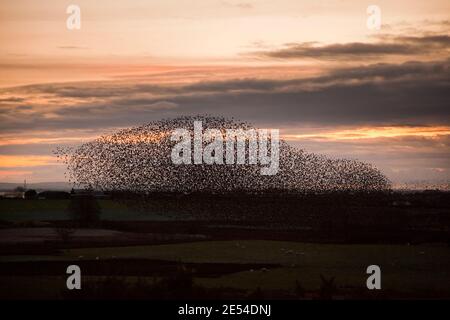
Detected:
[{"left": 24, "top": 189, "right": 37, "bottom": 200}]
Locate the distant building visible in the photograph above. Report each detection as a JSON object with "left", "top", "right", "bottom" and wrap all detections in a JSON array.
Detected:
[
  {"left": 0, "top": 191, "right": 24, "bottom": 199},
  {"left": 37, "top": 191, "right": 71, "bottom": 200}
]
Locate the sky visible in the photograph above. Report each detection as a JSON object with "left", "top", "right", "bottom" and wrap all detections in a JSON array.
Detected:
[{"left": 0, "top": 0, "right": 449, "bottom": 188}]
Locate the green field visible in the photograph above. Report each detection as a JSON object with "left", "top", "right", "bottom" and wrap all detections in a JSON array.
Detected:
[
  {"left": 1, "top": 195, "right": 449, "bottom": 298},
  {"left": 2, "top": 240, "right": 449, "bottom": 296},
  {"left": 66, "top": 240, "right": 450, "bottom": 293}
]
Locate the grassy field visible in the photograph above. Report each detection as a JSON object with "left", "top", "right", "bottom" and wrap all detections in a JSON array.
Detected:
[
  {"left": 1, "top": 240, "right": 449, "bottom": 297},
  {"left": 1, "top": 194, "right": 449, "bottom": 298},
  {"left": 64, "top": 240, "right": 450, "bottom": 294}
]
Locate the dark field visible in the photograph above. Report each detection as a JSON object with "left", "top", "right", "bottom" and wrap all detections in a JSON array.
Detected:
[{"left": 0, "top": 191, "right": 449, "bottom": 299}]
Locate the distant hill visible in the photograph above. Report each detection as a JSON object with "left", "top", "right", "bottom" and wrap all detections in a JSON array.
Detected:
[{"left": 0, "top": 182, "right": 73, "bottom": 192}]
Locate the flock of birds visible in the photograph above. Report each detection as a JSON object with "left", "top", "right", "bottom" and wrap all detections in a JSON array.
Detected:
[{"left": 55, "top": 115, "right": 390, "bottom": 194}]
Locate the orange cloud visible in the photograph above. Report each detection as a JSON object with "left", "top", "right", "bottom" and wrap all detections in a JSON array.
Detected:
[
  {"left": 284, "top": 126, "right": 450, "bottom": 141},
  {"left": 0, "top": 136, "right": 97, "bottom": 146},
  {"left": 0, "top": 155, "right": 56, "bottom": 168}
]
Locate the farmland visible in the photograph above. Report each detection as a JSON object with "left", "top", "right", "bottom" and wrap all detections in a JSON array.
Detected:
[{"left": 0, "top": 191, "right": 449, "bottom": 299}]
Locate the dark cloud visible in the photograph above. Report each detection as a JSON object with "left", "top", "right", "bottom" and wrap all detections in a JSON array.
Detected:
[
  {"left": 252, "top": 35, "right": 450, "bottom": 60},
  {"left": 0, "top": 97, "right": 25, "bottom": 103},
  {"left": 0, "top": 144, "right": 62, "bottom": 155},
  {"left": 0, "top": 60, "right": 449, "bottom": 133}
]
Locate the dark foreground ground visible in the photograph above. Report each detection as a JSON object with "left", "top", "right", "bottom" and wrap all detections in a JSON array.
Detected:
[{"left": 0, "top": 191, "right": 449, "bottom": 299}]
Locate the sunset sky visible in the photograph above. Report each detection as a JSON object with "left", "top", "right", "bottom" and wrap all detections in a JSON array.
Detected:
[{"left": 0, "top": 0, "right": 449, "bottom": 188}]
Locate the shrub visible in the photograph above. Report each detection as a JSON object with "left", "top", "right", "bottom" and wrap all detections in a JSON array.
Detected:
[{"left": 24, "top": 189, "right": 37, "bottom": 199}]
